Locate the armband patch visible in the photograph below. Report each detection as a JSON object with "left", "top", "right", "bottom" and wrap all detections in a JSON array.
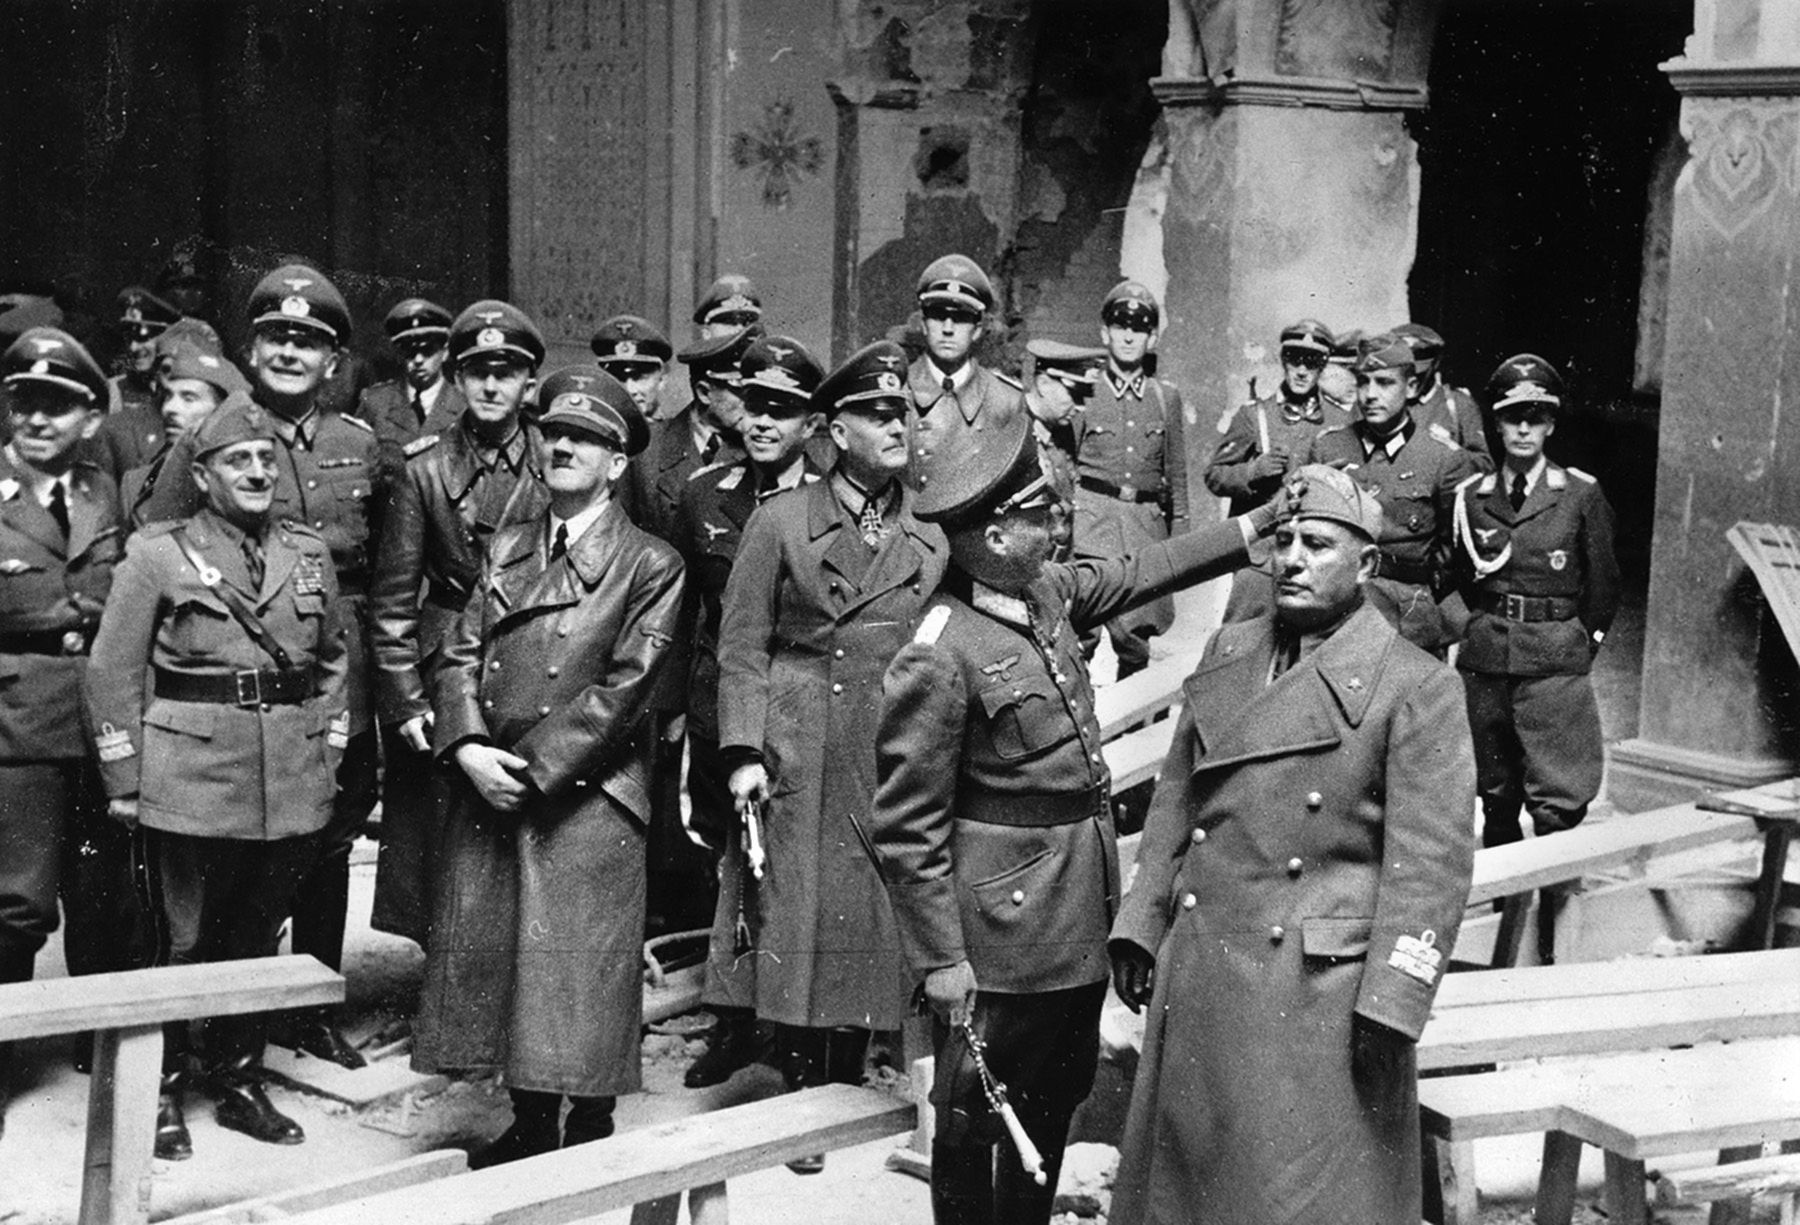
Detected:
[
  {"left": 1387, "top": 930, "right": 1442, "bottom": 986},
  {"left": 96, "top": 723, "right": 135, "bottom": 763}
]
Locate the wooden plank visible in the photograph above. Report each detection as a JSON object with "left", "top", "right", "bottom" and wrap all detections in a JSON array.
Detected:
[
  {"left": 1418, "top": 977, "right": 1800, "bottom": 1070},
  {"left": 78, "top": 1023, "right": 161, "bottom": 1225},
  {"left": 260, "top": 1047, "right": 446, "bottom": 1108},
  {"left": 1657, "top": 1153, "right": 1800, "bottom": 1205},
  {"left": 0, "top": 958, "right": 343, "bottom": 1042},
  {"left": 162, "top": 1152, "right": 470, "bottom": 1225},
  {"left": 1466, "top": 805, "right": 1759, "bottom": 905},
  {"left": 279, "top": 1085, "right": 914, "bottom": 1225},
  {"left": 1728, "top": 523, "right": 1800, "bottom": 667},
  {"left": 1094, "top": 652, "right": 1198, "bottom": 740},
  {"left": 1431, "top": 948, "right": 1800, "bottom": 1013},
  {"left": 1104, "top": 720, "right": 1177, "bottom": 794},
  {"left": 1419, "top": 1067, "right": 1569, "bottom": 1141},
  {"left": 1561, "top": 1065, "right": 1800, "bottom": 1160}
]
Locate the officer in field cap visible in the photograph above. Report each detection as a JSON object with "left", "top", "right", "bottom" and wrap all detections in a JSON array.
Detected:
[
  {"left": 868, "top": 408, "right": 1288, "bottom": 1225},
  {"left": 1392, "top": 321, "right": 1490, "bottom": 465},
  {"left": 592, "top": 314, "right": 674, "bottom": 418},
  {"left": 1107, "top": 459, "right": 1474, "bottom": 1225},
  {"left": 692, "top": 274, "right": 764, "bottom": 339},
  {"left": 360, "top": 299, "right": 461, "bottom": 470},
  {"left": 907, "top": 253, "right": 1025, "bottom": 494},
  {"left": 113, "top": 286, "right": 183, "bottom": 419},
  {"left": 1451, "top": 354, "right": 1618, "bottom": 858}
]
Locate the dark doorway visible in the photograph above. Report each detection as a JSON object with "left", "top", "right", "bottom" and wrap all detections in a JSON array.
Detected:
[
  {"left": 0, "top": 0, "right": 507, "bottom": 376},
  {"left": 1409, "top": 0, "right": 1691, "bottom": 576}
]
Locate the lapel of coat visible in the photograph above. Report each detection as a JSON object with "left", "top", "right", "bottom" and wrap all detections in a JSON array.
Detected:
[
  {"left": 186, "top": 511, "right": 260, "bottom": 600},
  {"left": 255, "top": 528, "right": 302, "bottom": 611},
  {"left": 852, "top": 491, "right": 942, "bottom": 614},
  {"left": 811, "top": 479, "right": 870, "bottom": 591},
  {"left": 65, "top": 468, "right": 115, "bottom": 564},
  {"left": 1510, "top": 465, "right": 1564, "bottom": 527},
  {"left": 0, "top": 453, "right": 68, "bottom": 558},
  {"left": 907, "top": 360, "right": 946, "bottom": 412},
  {"left": 441, "top": 425, "right": 482, "bottom": 504}
]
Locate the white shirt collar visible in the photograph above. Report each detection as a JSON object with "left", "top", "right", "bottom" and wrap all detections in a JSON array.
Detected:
[
  {"left": 1504, "top": 456, "right": 1547, "bottom": 497},
  {"left": 418, "top": 379, "right": 444, "bottom": 413},
  {"left": 549, "top": 499, "right": 609, "bottom": 561},
  {"left": 926, "top": 357, "right": 976, "bottom": 394}
]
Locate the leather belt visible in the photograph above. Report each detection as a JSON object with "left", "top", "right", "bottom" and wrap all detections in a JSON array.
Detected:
[
  {"left": 1377, "top": 556, "right": 1432, "bottom": 587},
  {"left": 153, "top": 666, "right": 311, "bottom": 708},
  {"left": 957, "top": 784, "right": 1104, "bottom": 828},
  {"left": 1079, "top": 475, "right": 1162, "bottom": 505},
  {"left": 0, "top": 628, "right": 92, "bottom": 656},
  {"left": 1477, "top": 591, "right": 1578, "bottom": 622}
]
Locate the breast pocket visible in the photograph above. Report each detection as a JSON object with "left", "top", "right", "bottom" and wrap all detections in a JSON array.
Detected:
[{"left": 977, "top": 679, "right": 1071, "bottom": 761}]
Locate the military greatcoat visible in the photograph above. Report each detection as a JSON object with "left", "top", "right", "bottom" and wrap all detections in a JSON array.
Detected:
[
  {"left": 1109, "top": 603, "right": 1476, "bottom": 1225},
  {"left": 715, "top": 476, "right": 948, "bottom": 1029},
  {"left": 905, "top": 358, "right": 1025, "bottom": 494},
  {"left": 413, "top": 500, "right": 684, "bottom": 1097}
]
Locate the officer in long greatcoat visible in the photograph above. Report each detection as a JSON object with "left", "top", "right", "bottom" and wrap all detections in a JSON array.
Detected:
[
  {"left": 414, "top": 367, "right": 680, "bottom": 1165},
  {"left": 716, "top": 340, "right": 948, "bottom": 1113},
  {"left": 369, "top": 302, "right": 548, "bottom": 945},
  {"left": 1108, "top": 466, "right": 1476, "bottom": 1225},
  {"left": 869, "top": 412, "right": 1284, "bottom": 1225},
  {"left": 88, "top": 392, "right": 351, "bottom": 1157},
  {"left": 1452, "top": 355, "right": 1619, "bottom": 849}
]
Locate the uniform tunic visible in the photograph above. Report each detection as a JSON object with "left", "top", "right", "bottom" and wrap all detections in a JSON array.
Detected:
[
  {"left": 414, "top": 501, "right": 683, "bottom": 1096},
  {"left": 905, "top": 358, "right": 1026, "bottom": 494},
  {"left": 359, "top": 377, "right": 467, "bottom": 487},
  {"left": 368, "top": 418, "right": 546, "bottom": 940},
  {"left": 1109, "top": 603, "right": 1476, "bottom": 1225},
  {"left": 1304, "top": 418, "right": 1478, "bottom": 652},
  {"left": 1452, "top": 462, "right": 1620, "bottom": 842},
  {"left": 94, "top": 378, "right": 164, "bottom": 486},
  {"left": 1414, "top": 378, "right": 1493, "bottom": 470},
  {"left": 715, "top": 476, "right": 948, "bottom": 1029},
  {"left": 0, "top": 454, "right": 123, "bottom": 969},
  {"left": 1068, "top": 368, "right": 1191, "bottom": 658}
]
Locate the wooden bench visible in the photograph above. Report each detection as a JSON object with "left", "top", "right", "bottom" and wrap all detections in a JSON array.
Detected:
[
  {"left": 1657, "top": 1152, "right": 1800, "bottom": 1225},
  {"left": 273, "top": 1083, "right": 913, "bottom": 1225},
  {"left": 1466, "top": 779, "right": 1799, "bottom": 968},
  {"left": 0, "top": 956, "right": 344, "bottom": 1225},
  {"left": 162, "top": 1151, "right": 469, "bottom": 1225}
]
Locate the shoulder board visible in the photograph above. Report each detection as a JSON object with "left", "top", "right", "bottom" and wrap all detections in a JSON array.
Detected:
[
  {"left": 339, "top": 413, "right": 374, "bottom": 433},
  {"left": 136, "top": 520, "right": 181, "bottom": 539},
  {"left": 1476, "top": 473, "right": 1497, "bottom": 495},
  {"left": 687, "top": 460, "right": 731, "bottom": 482},
  {"left": 914, "top": 604, "right": 952, "bottom": 645},
  {"left": 1563, "top": 465, "right": 1596, "bottom": 484},
  {"left": 1317, "top": 423, "right": 1352, "bottom": 437},
  {"left": 1215, "top": 404, "right": 1240, "bottom": 434},
  {"left": 1424, "top": 425, "right": 1459, "bottom": 450},
  {"left": 278, "top": 518, "right": 325, "bottom": 540},
  {"left": 993, "top": 371, "right": 1024, "bottom": 391},
  {"left": 1545, "top": 467, "right": 1567, "bottom": 491},
  {"left": 403, "top": 434, "right": 441, "bottom": 458},
  {"left": 717, "top": 466, "right": 746, "bottom": 491},
  {"left": 1156, "top": 377, "right": 1179, "bottom": 392},
  {"left": 800, "top": 472, "right": 823, "bottom": 485}
]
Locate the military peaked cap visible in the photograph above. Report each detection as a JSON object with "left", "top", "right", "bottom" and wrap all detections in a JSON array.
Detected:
[
  {"left": 537, "top": 365, "right": 650, "bottom": 456},
  {"left": 385, "top": 298, "right": 452, "bottom": 343},
  {"left": 917, "top": 254, "right": 995, "bottom": 314},
  {"left": 448, "top": 300, "right": 546, "bottom": 369},
  {"left": 591, "top": 315, "right": 673, "bottom": 368},
  {"left": 692, "top": 275, "right": 763, "bottom": 328},
  {"left": 814, "top": 340, "right": 910, "bottom": 416},
  {"left": 1101, "top": 280, "right": 1159, "bottom": 328},
  {"left": 1489, "top": 353, "right": 1564, "bottom": 413},
  {"left": 249, "top": 264, "right": 351, "bottom": 345},
  {"left": 2, "top": 327, "right": 108, "bottom": 405}
]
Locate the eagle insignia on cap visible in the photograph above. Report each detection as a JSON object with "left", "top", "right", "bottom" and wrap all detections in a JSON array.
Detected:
[
  {"left": 282, "top": 277, "right": 313, "bottom": 292},
  {"left": 280, "top": 296, "right": 311, "bottom": 318},
  {"left": 475, "top": 310, "right": 503, "bottom": 324},
  {"left": 615, "top": 339, "right": 637, "bottom": 357},
  {"left": 765, "top": 344, "right": 793, "bottom": 360},
  {"left": 875, "top": 354, "right": 903, "bottom": 370},
  {"left": 721, "top": 293, "right": 753, "bottom": 313},
  {"left": 568, "top": 374, "right": 596, "bottom": 389},
  {"left": 31, "top": 337, "right": 61, "bottom": 355},
  {"left": 877, "top": 372, "right": 902, "bottom": 392},
  {"left": 477, "top": 327, "right": 505, "bottom": 348}
]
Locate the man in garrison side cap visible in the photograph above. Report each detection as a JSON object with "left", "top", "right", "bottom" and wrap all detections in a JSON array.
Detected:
[
  {"left": 368, "top": 301, "right": 549, "bottom": 947},
  {"left": 412, "top": 366, "right": 681, "bottom": 1166},
  {"left": 1207, "top": 318, "right": 1354, "bottom": 623},
  {"left": 906, "top": 254, "right": 1028, "bottom": 496},
  {"left": 1108, "top": 465, "right": 1476, "bottom": 1225},
  {"left": 359, "top": 298, "right": 466, "bottom": 484},
  {"left": 137, "top": 262, "right": 384, "bottom": 1067},
  {"left": 867, "top": 411, "right": 1292, "bottom": 1225},
  {"left": 88, "top": 392, "right": 352, "bottom": 1157}
]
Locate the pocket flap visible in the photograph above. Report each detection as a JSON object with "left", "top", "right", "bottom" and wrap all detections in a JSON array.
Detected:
[
  {"left": 1301, "top": 916, "right": 1372, "bottom": 959},
  {"left": 976, "top": 681, "right": 1052, "bottom": 719},
  {"left": 144, "top": 700, "right": 218, "bottom": 740}
]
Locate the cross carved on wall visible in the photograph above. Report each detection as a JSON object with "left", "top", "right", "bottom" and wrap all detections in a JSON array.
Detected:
[{"left": 730, "top": 99, "right": 824, "bottom": 210}]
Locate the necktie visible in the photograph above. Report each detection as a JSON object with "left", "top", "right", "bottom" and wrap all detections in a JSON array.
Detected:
[
  {"left": 942, "top": 377, "right": 955, "bottom": 395},
  {"left": 47, "top": 481, "right": 69, "bottom": 541},
  {"left": 1509, "top": 472, "right": 1527, "bottom": 512},
  {"left": 411, "top": 388, "right": 425, "bottom": 426},
  {"left": 551, "top": 522, "right": 569, "bottom": 561},
  {"left": 700, "top": 432, "right": 720, "bottom": 464},
  {"left": 242, "top": 535, "right": 265, "bottom": 591}
]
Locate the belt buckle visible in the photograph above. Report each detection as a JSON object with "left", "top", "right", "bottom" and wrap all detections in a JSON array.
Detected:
[
  {"left": 1117, "top": 483, "right": 1138, "bottom": 501},
  {"left": 1503, "top": 593, "right": 1527, "bottom": 620},
  {"left": 233, "top": 669, "right": 263, "bottom": 708}
]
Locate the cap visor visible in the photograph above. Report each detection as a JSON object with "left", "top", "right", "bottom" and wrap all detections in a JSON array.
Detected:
[
  {"left": 253, "top": 312, "right": 340, "bottom": 342},
  {"left": 3, "top": 371, "right": 97, "bottom": 401}
]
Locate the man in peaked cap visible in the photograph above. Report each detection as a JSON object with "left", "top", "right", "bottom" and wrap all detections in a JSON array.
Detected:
[
  {"left": 368, "top": 300, "right": 549, "bottom": 948},
  {"left": 359, "top": 298, "right": 466, "bottom": 483},
  {"left": 692, "top": 273, "right": 764, "bottom": 340},
  {"left": 1392, "top": 322, "right": 1493, "bottom": 468},
  {"left": 708, "top": 340, "right": 948, "bottom": 1154},
  {"left": 592, "top": 314, "right": 674, "bottom": 419},
  {"left": 140, "top": 261, "right": 384, "bottom": 1067},
  {"left": 414, "top": 365, "right": 679, "bottom": 1166},
  {"left": 0, "top": 327, "right": 136, "bottom": 1123},
  {"left": 907, "top": 253, "right": 1029, "bottom": 500},
  {"left": 1108, "top": 464, "right": 1475, "bottom": 1224},
  {"left": 1451, "top": 355, "right": 1619, "bottom": 862},
  {"left": 867, "top": 411, "right": 1293, "bottom": 1225},
  {"left": 111, "top": 286, "right": 182, "bottom": 419},
  {"left": 1065, "top": 280, "right": 1194, "bottom": 676},
  {"left": 674, "top": 334, "right": 827, "bottom": 1088},
  {"left": 1208, "top": 317, "right": 1355, "bottom": 623},
  {"left": 1302, "top": 333, "right": 1480, "bottom": 656},
  {"left": 88, "top": 391, "right": 351, "bottom": 1156}
]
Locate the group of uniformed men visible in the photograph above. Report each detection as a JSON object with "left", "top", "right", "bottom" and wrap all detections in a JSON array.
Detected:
[{"left": 0, "top": 246, "right": 1618, "bottom": 1225}]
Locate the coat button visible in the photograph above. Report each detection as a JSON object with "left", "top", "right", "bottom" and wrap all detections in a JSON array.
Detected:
[
  {"left": 1287, "top": 857, "right": 1303, "bottom": 877},
  {"left": 489, "top": 661, "right": 501, "bottom": 671},
  {"left": 1269, "top": 925, "right": 1285, "bottom": 943},
  {"left": 1190, "top": 828, "right": 1207, "bottom": 845},
  {"left": 547, "top": 666, "right": 559, "bottom": 678},
  {"left": 260, "top": 703, "right": 271, "bottom": 713},
  {"left": 1181, "top": 893, "right": 1197, "bottom": 910},
  {"left": 831, "top": 683, "right": 843, "bottom": 695},
  {"left": 537, "top": 705, "right": 551, "bottom": 716},
  {"left": 482, "top": 699, "right": 495, "bottom": 710},
  {"left": 834, "top": 649, "right": 845, "bottom": 660},
  {"left": 1011, "top": 890, "right": 1025, "bottom": 906},
  {"left": 558, "top": 625, "right": 569, "bottom": 637},
  {"left": 314, "top": 520, "right": 325, "bottom": 529},
  {"left": 307, "top": 479, "right": 318, "bottom": 490},
  {"left": 1306, "top": 791, "right": 1322, "bottom": 810}
]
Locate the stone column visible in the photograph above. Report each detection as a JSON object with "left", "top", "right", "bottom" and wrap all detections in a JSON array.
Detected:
[
  {"left": 1147, "top": 0, "right": 1442, "bottom": 523},
  {"left": 1607, "top": 3, "right": 1800, "bottom": 809}
]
